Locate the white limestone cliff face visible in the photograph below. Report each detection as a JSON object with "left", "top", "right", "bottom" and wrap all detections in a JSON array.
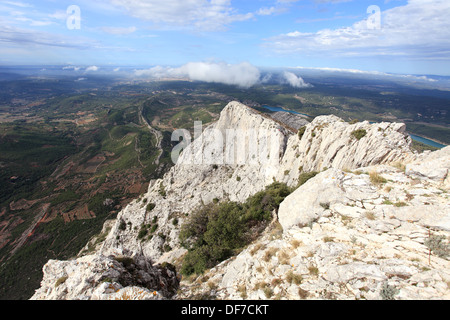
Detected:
[
  {"left": 96, "top": 102, "right": 417, "bottom": 264},
  {"left": 31, "top": 101, "right": 449, "bottom": 300},
  {"left": 95, "top": 101, "right": 290, "bottom": 262}
]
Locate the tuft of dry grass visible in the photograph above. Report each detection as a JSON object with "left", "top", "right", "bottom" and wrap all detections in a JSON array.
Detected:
[
  {"left": 364, "top": 211, "right": 376, "bottom": 220},
  {"left": 369, "top": 171, "right": 387, "bottom": 186},
  {"left": 278, "top": 249, "right": 291, "bottom": 265},
  {"left": 290, "top": 239, "right": 303, "bottom": 249},
  {"left": 263, "top": 247, "right": 278, "bottom": 262},
  {"left": 286, "top": 270, "right": 303, "bottom": 285},
  {"left": 392, "top": 162, "right": 406, "bottom": 172},
  {"left": 308, "top": 265, "right": 319, "bottom": 276}
]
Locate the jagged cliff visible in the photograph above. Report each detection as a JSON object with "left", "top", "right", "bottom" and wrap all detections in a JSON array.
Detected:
[{"left": 31, "top": 101, "right": 449, "bottom": 300}]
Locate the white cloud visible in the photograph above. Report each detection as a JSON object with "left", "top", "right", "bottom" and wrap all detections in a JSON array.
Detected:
[
  {"left": 100, "top": 26, "right": 137, "bottom": 35},
  {"left": 257, "top": 7, "right": 277, "bottom": 16},
  {"left": 63, "top": 66, "right": 81, "bottom": 71},
  {"left": 135, "top": 61, "right": 261, "bottom": 88},
  {"left": 48, "top": 10, "right": 69, "bottom": 21},
  {"left": 85, "top": 66, "right": 99, "bottom": 72},
  {"left": 109, "top": 0, "right": 254, "bottom": 31},
  {"left": 2, "top": 1, "right": 32, "bottom": 8},
  {"left": 264, "top": 0, "right": 450, "bottom": 60},
  {"left": 0, "top": 24, "right": 97, "bottom": 49},
  {"left": 14, "top": 16, "right": 54, "bottom": 26},
  {"left": 295, "top": 66, "right": 438, "bottom": 82},
  {"left": 282, "top": 71, "right": 312, "bottom": 88}
]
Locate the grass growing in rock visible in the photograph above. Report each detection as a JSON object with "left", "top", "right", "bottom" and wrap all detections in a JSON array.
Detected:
[
  {"left": 369, "top": 171, "right": 387, "bottom": 186},
  {"left": 179, "top": 182, "right": 292, "bottom": 276}
]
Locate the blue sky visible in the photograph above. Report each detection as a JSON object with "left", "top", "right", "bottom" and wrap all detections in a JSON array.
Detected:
[{"left": 1, "top": 0, "right": 450, "bottom": 76}]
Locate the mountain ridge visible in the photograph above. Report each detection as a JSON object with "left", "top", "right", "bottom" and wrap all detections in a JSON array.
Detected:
[{"left": 30, "top": 101, "right": 449, "bottom": 300}]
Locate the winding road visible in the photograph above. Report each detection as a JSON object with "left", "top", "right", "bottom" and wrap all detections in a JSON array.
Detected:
[{"left": 138, "top": 105, "right": 164, "bottom": 165}]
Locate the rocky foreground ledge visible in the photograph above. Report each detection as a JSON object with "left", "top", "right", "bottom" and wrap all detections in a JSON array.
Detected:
[
  {"left": 31, "top": 101, "right": 449, "bottom": 300},
  {"left": 179, "top": 160, "right": 449, "bottom": 300}
]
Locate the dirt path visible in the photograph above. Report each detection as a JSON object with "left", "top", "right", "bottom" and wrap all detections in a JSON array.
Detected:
[{"left": 9, "top": 203, "right": 50, "bottom": 257}]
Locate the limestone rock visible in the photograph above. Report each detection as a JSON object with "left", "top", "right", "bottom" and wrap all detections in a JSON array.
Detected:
[
  {"left": 406, "top": 146, "right": 450, "bottom": 186},
  {"left": 269, "top": 111, "right": 309, "bottom": 130},
  {"left": 278, "top": 169, "right": 347, "bottom": 230},
  {"left": 30, "top": 254, "right": 179, "bottom": 300}
]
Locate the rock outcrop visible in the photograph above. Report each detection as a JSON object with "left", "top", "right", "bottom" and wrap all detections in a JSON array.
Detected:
[
  {"left": 31, "top": 254, "right": 179, "bottom": 300},
  {"left": 31, "top": 101, "right": 449, "bottom": 300},
  {"left": 269, "top": 111, "right": 309, "bottom": 130},
  {"left": 276, "top": 114, "right": 415, "bottom": 186}
]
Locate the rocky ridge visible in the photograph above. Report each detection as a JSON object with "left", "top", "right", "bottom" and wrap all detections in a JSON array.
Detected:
[{"left": 31, "top": 101, "right": 449, "bottom": 300}]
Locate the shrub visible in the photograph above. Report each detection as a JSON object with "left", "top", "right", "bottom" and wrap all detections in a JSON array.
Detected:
[
  {"left": 150, "top": 224, "right": 158, "bottom": 233},
  {"left": 297, "top": 171, "right": 319, "bottom": 187},
  {"left": 351, "top": 129, "right": 367, "bottom": 140},
  {"left": 138, "top": 227, "right": 148, "bottom": 239},
  {"left": 380, "top": 282, "right": 399, "bottom": 300},
  {"left": 118, "top": 219, "right": 127, "bottom": 231},
  {"left": 159, "top": 183, "right": 166, "bottom": 197},
  {"left": 146, "top": 203, "right": 156, "bottom": 212},
  {"left": 319, "top": 202, "right": 330, "bottom": 210},
  {"left": 297, "top": 126, "right": 306, "bottom": 139},
  {"left": 179, "top": 182, "right": 292, "bottom": 276},
  {"left": 425, "top": 234, "right": 449, "bottom": 259}
]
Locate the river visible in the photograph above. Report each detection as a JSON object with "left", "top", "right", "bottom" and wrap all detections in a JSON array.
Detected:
[
  {"left": 261, "top": 105, "right": 310, "bottom": 117},
  {"left": 409, "top": 134, "right": 446, "bottom": 149}
]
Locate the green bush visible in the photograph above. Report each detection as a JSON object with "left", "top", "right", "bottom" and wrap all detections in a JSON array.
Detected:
[
  {"left": 118, "top": 219, "right": 127, "bottom": 231},
  {"left": 351, "top": 129, "right": 367, "bottom": 140},
  {"left": 297, "top": 171, "right": 319, "bottom": 187},
  {"left": 146, "top": 203, "right": 156, "bottom": 212},
  {"left": 425, "top": 235, "right": 449, "bottom": 259},
  {"left": 138, "top": 228, "right": 148, "bottom": 239},
  {"left": 179, "top": 182, "right": 292, "bottom": 276},
  {"left": 297, "top": 126, "right": 306, "bottom": 139},
  {"left": 150, "top": 224, "right": 158, "bottom": 233},
  {"left": 380, "top": 282, "right": 399, "bottom": 300}
]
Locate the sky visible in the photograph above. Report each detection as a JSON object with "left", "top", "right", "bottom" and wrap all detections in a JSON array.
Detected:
[{"left": 1, "top": 0, "right": 450, "bottom": 77}]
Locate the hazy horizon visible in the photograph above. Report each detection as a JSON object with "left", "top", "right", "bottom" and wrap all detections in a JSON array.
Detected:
[{"left": 1, "top": 1, "right": 450, "bottom": 76}]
